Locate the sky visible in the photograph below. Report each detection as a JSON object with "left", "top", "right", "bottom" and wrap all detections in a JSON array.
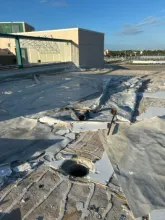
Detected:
[{"left": 1, "top": 0, "right": 165, "bottom": 50}]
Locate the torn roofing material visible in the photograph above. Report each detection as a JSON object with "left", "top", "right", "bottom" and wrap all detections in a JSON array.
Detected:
[
  {"left": 1, "top": 68, "right": 165, "bottom": 219},
  {"left": 99, "top": 116, "right": 165, "bottom": 218}
]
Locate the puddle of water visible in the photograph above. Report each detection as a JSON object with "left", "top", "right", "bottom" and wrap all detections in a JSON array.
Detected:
[
  {"left": 89, "top": 152, "right": 114, "bottom": 185},
  {"left": 45, "top": 151, "right": 114, "bottom": 185}
]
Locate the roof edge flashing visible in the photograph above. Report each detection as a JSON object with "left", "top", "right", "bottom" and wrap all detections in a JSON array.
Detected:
[{"left": 0, "top": 33, "right": 73, "bottom": 43}]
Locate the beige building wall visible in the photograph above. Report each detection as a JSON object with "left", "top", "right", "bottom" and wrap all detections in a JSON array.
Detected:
[
  {"left": 18, "top": 28, "right": 79, "bottom": 65},
  {"left": 0, "top": 28, "right": 79, "bottom": 65},
  {"left": 0, "top": 38, "right": 16, "bottom": 54},
  {"left": 78, "top": 29, "right": 104, "bottom": 68},
  {"left": 23, "top": 42, "right": 72, "bottom": 64},
  {"left": 0, "top": 28, "right": 104, "bottom": 68}
]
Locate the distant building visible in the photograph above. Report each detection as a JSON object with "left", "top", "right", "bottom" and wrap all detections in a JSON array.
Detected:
[
  {"left": 0, "top": 23, "right": 104, "bottom": 68},
  {"left": 140, "top": 50, "right": 143, "bottom": 55},
  {"left": 0, "top": 22, "right": 35, "bottom": 33},
  {"left": 0, "top": 22, "right": 35, "bottom": 65},
  {"left": 104, "top": 49, "right": 110, "bottom": 56}
]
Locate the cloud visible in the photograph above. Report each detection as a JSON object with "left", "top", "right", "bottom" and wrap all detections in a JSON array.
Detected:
[
  {"left": 137, "top": 16, "right": 160, "bottom": 26},
  {"left": 117, "top": 16, "right": 163, "bottom": 36},
  {"left": 118, "top": 26, "right": 144, "bottom": 36},
  {"left": 40, "top": 0, "right": 68, "bottom": 7}
]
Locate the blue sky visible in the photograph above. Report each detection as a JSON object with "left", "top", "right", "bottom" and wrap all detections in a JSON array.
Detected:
[{"left": 1, "top": 0, "right": 165, "bottom": 50}]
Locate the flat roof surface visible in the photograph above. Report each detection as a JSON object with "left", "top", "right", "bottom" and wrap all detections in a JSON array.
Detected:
[{"left": 0, "top": 66, "right": 165, "bottom": 219}]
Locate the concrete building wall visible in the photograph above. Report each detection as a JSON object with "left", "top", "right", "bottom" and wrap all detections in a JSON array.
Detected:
[
  {"left": 21, "top": 42, "right": 72, "bottom": 64},
  {"left": 78, "top": 29, "right": 104, "bottom": 68},
  {"left": 0, "top": 27, "right": 104, "bottom": 68},
  {"left": 0, "top": 38, "right": 16, "bottom": 55},
  {"left": 18, "top": 29, "right": 79, "bottom": 65},
  {"left": 0, "top": 22, "right": 34, "bottom": 61},
  {"left": 0, "top": 48, "right": 12, "bottom": 55}
]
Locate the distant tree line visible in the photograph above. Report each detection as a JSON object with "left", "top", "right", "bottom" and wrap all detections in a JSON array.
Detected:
[{"left": 105, "top": 50, "right": 165, "bottom": 57}]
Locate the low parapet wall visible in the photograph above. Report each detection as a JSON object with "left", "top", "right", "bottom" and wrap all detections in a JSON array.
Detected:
[{"left": 132, "top": 60, "right": 165, "bottom": 64}]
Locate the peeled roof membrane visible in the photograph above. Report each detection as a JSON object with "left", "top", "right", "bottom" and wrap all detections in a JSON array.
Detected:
[{"left": 99, "top": 116, "right": 165, "bottom": 218}]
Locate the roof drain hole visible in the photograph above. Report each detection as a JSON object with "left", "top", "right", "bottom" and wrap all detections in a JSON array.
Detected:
[
  {"left": 78, "top": 110, "right": 90, "bottom": 121},
  {"left": 69, "top": 164, "right": 89, "bottom": 177},
  {"left": 61, "top": 160, "right": 89, "bottom": 178},
  {"left": 78, "top": 114, "right": 86, "bottom": 121}
]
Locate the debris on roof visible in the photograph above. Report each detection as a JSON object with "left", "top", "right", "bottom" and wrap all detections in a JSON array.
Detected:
[{"left": 1, "top": 67, "right": 165, "bottom": 219}]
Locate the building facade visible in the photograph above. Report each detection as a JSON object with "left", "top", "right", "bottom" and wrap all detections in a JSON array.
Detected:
[
  {"left": 0, "top": 22, "right": 35, "bottom": 33},
  {"left": 0, "top": 22, "right": 35, "bottom": 65},
  {"left": 0, "top": 25, "right": 104, "bottom": 68}
]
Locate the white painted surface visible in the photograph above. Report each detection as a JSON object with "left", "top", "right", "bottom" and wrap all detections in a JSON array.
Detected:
[{"left": 71, "top": 122, "right": 108, "bottom": 132}]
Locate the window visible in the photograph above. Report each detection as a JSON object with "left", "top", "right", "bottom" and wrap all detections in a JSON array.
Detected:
[{"left": 12, "top": 25, "right": 20, "bottom": 33}]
